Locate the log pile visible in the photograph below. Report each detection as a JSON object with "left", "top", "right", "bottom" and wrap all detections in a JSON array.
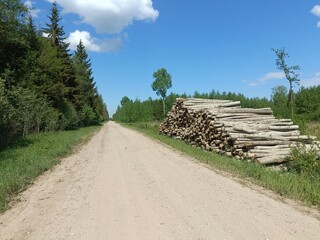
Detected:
[{"left": 160, "top": 98, "right": 320, "bottom": 165}]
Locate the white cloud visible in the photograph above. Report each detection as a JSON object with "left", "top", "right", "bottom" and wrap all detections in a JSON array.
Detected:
[
  {"left": 301, "top": 73, "right": 320, "bottom": 88},
  {"left": 53, "top": 0, "right": 159, "bottom": 34},
  {"left": 24, "top": 0, "right": 41, "bottom": 18},
  {"left": 66, "top": 30, "right": 122, "bottom": 53},
  {"left": 311, "top": 5, "right": 320, "bottom": 16},
  {"left": 246, "top": 72, "right": 285, "bottom": 87},
  {"left": 311, "top": 5, "right": 320, "bottom": 28},
  {"left": 259, "top": 72, "right": 285, "bottom": 81}
]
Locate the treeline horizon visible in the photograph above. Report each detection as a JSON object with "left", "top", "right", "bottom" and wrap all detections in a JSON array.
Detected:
[
  {"left": 113, "top": 85, "right": 320, "bottom": 125},
  {"left": 0, "top": 1, "right": 109, "bottom": 148}
]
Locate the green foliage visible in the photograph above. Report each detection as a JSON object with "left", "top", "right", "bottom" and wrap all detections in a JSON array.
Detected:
[
  {"left": 289, "top": 143, "right": 320, "bottom": 180},
  {"left": 270, "top": 85, "right": 291, "bottom": 118},
  {"left": 0, "top": 79, "right": 62, "bottom": 147},
  {"left": 151, "top": 68, "right": 172, "bottom": 115},
  {"left": 295, "top": 86, "right": 320, "bottom": 121},
  {"left": 114, "top": 85, "right": 320, "bottom": 136},
  {"left": 151, "top": 68, "right": 172, "bottom": 99},
  {"left": 0, "top": 0, "right": 28, "bottom": 83},
  {"left": 7, "top": 87, "right": 46, "bottom": 136},
  {"left": 305, "top": 122, "right": 320, "bottom": 140},
  {"left": 0, "top": 1, "right": 108, "bottom": 148},
  {"left": 36, "top": 37, "right": 65, "bottom": 102},
  {"left": 58, "top": 100, "right": 79, "bottom": 130},
  {"left": 272, "top": 48, "right": 300, "bottom": 118},
  {"left": 113, "top": 97, "right": 161, "bottom": 123},
  {"left": 71, "top": 40, "right": 108, "bottom": 123},
  {"left": 80, "top": 105, "right": 98, "bottom": 126},
  {"left": 113, "top": 90, "right": 273, "bottom": 123},
  {"left": 270, "top": 84, "right": 320, "bottom": 123},
  {"left": 72, "top": 40, "right": 97, "bottom": 110},
  {"left": 0, "top": 79, "right": 16, "bottom": 146},
  {"left": 271, "top": 85, "right": 287, "bottom": 105},
  {"left": 92, "top": 94, "right": 109, "bottom": 122},
  {"left": 42, "top": 1, "right": 66, "bottom": 48},
  {"left": 42, "top": 1, "right": 77, "bottom": 107},
  {"left": 120, "top": 96, "right": 131, "bottom": 107}
]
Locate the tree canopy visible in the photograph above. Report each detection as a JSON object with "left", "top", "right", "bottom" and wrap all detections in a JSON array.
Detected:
[
  {"left": 151, "top": 68, "right": 172, "bottom": 115},
  {"left": 151, "top": 68, "right": 172, "bottom": 99}
]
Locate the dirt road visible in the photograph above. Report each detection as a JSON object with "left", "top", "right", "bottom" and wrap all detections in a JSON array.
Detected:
[{"left": 0, "top": 122, "right": 319, "bottom": 240}]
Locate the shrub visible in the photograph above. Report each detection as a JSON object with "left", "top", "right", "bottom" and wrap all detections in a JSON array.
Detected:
[
  {"left": 0, "top": 79, "right": 16, "bottom": 147},
  {"left": 58, "top": 101, "right": 79, "bottom": 130},
  {"left": 43, "top": 107, "right": 60, "bottom": 132},
  {"left": 80, "top": 105, "right": 98, "bottom": 126},
  {"left": 288, "top": 143, "right": 320, "bottom": 180}
]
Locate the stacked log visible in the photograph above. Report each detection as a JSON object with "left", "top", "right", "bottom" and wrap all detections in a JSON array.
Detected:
[{"left": 160, "top": 98, "right": 320, "bottom": 165}]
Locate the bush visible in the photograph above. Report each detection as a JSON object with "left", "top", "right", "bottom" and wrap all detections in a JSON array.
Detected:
[
  {"left": 42, "top": 107, "right": 60, "bottom": 132},
  {"left": 293, "top": 116, "right": 308, "bottom": 134},
  {"left": 0, "top": 79, "right": 16, "bottom": 147},
  {"left": 0, "top": 79, "right": 63, "bottom": 147},
  {"left": 288, "top": 143, "right": 320, "bottom": 180},
  {"left": 58, "top": 101, "right": 79, "bottom": 130},
  {"left": 80, "top": 105, "right": 98, "bottom": 126}
]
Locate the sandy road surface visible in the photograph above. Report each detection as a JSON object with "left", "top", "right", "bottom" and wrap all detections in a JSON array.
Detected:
[{"left": 0, "top": 122, "right": 319, "bottom": 240}]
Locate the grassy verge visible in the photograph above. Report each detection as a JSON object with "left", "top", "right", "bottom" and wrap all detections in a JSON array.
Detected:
[
  {"left": 0, "top": 125, "right": 101, "bottom": 212},
  {"left": 306, "top": 122, "right": 320, "bottom": 140},
  {"left": 123, "top": 122, "right": 320, "bottom": 209}
]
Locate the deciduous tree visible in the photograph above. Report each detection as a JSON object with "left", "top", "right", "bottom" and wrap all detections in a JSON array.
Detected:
[
  {"left": 151, "top": 68, "right": 172, "bottom": 116},
  {"left": 272, "top": 48, "right": 300, "bottom": 118}
]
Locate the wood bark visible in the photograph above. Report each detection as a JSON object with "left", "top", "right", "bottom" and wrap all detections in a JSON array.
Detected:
[{"left": 159, "top": 98, "right": 320, "bottom": 165}]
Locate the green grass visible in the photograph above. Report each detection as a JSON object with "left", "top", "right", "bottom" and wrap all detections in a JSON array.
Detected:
[
  {"left": 306, "top": 122, "right": 320, "bottom": 140},
  {"left": 123, "top": 122, "right": 320, "bottom": 209},
  {"left": 0, "top": 125, "right": 101, "bottom": 212}
]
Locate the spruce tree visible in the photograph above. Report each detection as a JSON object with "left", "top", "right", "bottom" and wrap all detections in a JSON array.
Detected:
[
  {"left": 73, "top": 40, "right": 97, "bottom": 109},
  {"left": 0, "top": 0, "right": 28, "bottom": 88},
  {"left": 43, "top": 1, "right": 78, "bottom": 106},
  {"left": 43, "top": 1, "right": 65, "bottom": 48},
  {"left": 25, "top": 15, "right": 39, "bottom": 50},
  {"left": 20, "top": 14, "right": 42, "bottom": 89}
]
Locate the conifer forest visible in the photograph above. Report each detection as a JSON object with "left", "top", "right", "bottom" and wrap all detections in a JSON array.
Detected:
[{"left": 0, "top": 1, "right": 109, "bottom": 148}]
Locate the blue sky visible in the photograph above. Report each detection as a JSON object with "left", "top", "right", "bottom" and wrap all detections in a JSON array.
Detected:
[{"left": 27, "top": 0, "right": 320, "bottom": 115}]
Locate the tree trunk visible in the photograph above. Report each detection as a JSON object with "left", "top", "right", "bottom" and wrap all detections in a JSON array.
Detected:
[
  {"left": 288, "top": 85, "right": 294, "bottom": 119},
  {"left": 162, "top": 98, "right": 166, "bottom": 116}
]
